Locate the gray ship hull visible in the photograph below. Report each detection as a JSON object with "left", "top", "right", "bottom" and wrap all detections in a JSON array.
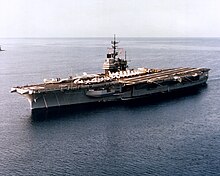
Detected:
[{"left": 24, "top": 75, "right": 208, "bottom": 110}]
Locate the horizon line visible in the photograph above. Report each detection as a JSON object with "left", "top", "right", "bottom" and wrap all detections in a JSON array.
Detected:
[{"left": 1, "top": 36, "right": 220, "bottom": 39}]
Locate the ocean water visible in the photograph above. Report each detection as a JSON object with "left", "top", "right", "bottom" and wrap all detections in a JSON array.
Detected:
[{"left": 0, "top": 37, "right": 220, "bottom": 176}]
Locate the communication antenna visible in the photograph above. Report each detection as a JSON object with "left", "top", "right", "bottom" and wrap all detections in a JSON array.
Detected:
[{"left": 111, "top": 34, "right": 119, "bottom": 60}]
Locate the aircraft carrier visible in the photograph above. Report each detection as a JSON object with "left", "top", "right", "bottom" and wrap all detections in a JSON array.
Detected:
[{"left": 11, "top": 36, "right": 210, "bottom": 110}]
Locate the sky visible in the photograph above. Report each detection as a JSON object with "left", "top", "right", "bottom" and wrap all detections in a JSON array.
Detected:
[{"left": 0, "top": 0, "right": 219, "bottom": 38}]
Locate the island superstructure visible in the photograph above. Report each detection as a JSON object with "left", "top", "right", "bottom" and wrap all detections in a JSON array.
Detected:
[{"left": 11, "top": 36, "right": 210, "bottom": 110}]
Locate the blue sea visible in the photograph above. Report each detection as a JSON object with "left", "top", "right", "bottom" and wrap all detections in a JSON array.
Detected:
[{"left": 0, "top": 38, "right": 220, "bottom": 175}]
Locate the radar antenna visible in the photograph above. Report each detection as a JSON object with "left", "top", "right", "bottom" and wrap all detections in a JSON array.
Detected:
[{"left": 111, "top": 34, "right": 119, "bottom": 60}]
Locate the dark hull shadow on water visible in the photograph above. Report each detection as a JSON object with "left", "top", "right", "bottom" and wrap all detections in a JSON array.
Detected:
[{"left": 31, "top": 84, "right": 208, "bottom": 122}]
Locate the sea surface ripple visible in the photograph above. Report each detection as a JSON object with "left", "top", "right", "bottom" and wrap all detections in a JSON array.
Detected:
[{"left": 0, "top": 38, "right": 220, "bottom": 176}]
